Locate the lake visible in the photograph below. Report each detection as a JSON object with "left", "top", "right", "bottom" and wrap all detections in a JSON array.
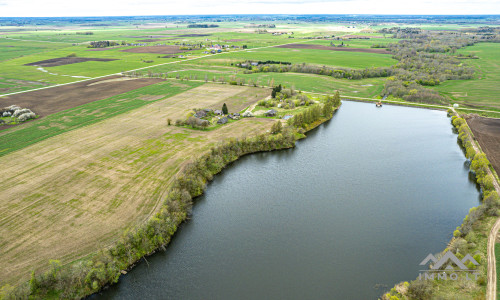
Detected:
[{"left": 96, "top": 101, "right": 480, "bottom": 299}]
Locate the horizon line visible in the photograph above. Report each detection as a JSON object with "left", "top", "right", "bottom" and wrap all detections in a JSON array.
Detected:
[{"left": 1, "top": 13, "right": 500, "bottom": 18}]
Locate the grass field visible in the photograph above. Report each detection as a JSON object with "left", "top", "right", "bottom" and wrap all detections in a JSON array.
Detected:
[
  {"left": 433, "top": 43, "right": 500, "bottom": 110},
  {"left": 221, "top": 46, "right": 397, "bottom": 68},
  {"left": 0, "top": 38, "right": 65, "bottom": 62},
  {"left": 139, "top": 59, "right": 386, "bottom": 98},
  {"left": 0, "top": 83, "right": 274, "bottom": 286}
]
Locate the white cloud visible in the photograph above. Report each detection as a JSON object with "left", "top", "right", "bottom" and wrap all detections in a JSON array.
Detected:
[{"left": 0, "top": 0, "right": 498, "bottom": 17}]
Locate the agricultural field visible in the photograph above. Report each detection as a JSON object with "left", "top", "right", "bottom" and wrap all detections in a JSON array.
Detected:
[
  {"left": 0, "top": 38, "right": 65, "bottom": 62},
  {"left": 466, "top": 115, "right": 500, "bottom": 176},
  {"left": 0, "top": 83, "right": 274, "bottom": 286},
  {"left": 0, "top": 76, "right": 162, "bottom": 118},
  {"left": 0, "top": 79, "right": 199, "bottom": 155}
]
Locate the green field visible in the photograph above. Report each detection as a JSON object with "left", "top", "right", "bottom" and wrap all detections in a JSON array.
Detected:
[
  {"left": 433, "top": 43, "right": 500, "bottom": 110},
  {"left": 0, "top": 38, "right": 65, "bottom": 62},
  {"left": 221, "top": 46, "right": 397, "bottom": 69}
]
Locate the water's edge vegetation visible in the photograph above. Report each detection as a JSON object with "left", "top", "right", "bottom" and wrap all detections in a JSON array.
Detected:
[
  {"left": 383, "top": 111, "right": 500, "bottom": 299},
  {"left": 0, "top": 99, "right": 340, "bottom": 299}
]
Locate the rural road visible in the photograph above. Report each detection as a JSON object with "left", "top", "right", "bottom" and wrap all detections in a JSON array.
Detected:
[{"left": 452, "top": 109, "right": 500, "bottom": 300}]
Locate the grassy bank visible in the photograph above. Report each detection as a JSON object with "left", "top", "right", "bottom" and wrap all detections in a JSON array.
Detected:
[{"left": 382, "top": 112, "right": 500, "bottom": 300}]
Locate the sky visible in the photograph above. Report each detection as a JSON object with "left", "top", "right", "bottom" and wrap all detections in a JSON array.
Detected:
[{"left": 0, "top": 0, "right": 499, "bottom": 17}]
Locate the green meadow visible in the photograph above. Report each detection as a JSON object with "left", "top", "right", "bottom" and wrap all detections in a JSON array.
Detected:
[{"left": 221, "top": 47, "right": 397, "bottom": 68}]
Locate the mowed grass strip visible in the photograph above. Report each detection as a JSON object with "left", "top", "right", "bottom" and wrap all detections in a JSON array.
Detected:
[{"left": 0, "top": 80, "right": 202, "bottom": 156}]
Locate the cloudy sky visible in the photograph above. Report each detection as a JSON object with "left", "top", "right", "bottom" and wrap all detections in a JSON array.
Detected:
[{"left": 0, "top": 0, "right": 499, "bottom": 17}]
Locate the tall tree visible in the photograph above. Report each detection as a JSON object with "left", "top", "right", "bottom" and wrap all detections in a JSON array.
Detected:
[{"left": 222, "top": 103, "right": 228, "bottom": 115}]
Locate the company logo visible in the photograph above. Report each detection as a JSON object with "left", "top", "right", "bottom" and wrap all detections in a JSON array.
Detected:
[{"left": 418, "top": 252, "right": 480, "bottom": 281}]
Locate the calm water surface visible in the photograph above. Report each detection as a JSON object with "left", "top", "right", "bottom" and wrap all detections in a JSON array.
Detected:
[{"left": 97, "top": 101, "right": 479, "bottom": 299}]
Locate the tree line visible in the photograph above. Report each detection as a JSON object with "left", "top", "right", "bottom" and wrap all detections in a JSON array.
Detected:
[
  {"left": 239, "top": 61, "right": 395, "bottom": 80},
  {"left": 187, "top": 24, "right": 219, "bottom": 28}
]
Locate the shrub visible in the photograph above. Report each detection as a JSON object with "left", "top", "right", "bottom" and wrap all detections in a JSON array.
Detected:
[
  {"left": 17, "top": 112, "right": 36, "bottom": 122},
  {"left": 477, "top": 276, "right": 487, "bottom": 286},
  {"left": 448, "top": 237, "right": 468, "bottom": 254},
  {"left": 407, "top": 280, "right": 432, "bottom": 299},
  {"left": 13, "top": 108, "right": 33, "bottom": 118}
]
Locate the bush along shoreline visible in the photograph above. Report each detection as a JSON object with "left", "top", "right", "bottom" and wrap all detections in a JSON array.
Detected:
[
  {"left": 382, "top": 111, "right": 500, "bottom": 300},
  {"left": 0, "top": 101, "right": 340, "bottom": 299}
]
